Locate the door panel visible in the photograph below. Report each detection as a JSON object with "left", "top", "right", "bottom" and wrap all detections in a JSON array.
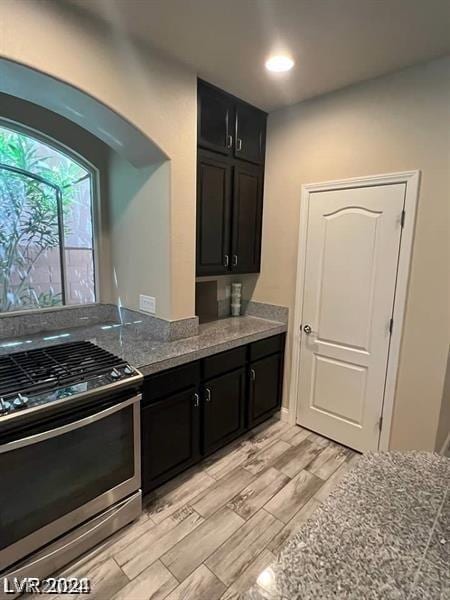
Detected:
[
  {"left": 196, "top": 151, "right": 232, "bottom": 275},
  {"left": 317, "top": 208, "right": 381, "bottom": 350},
  {"left": 141, "top": 387, "right": 199, "bottom": 492},
  {"left": 231, "top": 163, "right": 263, "bottom": 273},
  {"left": 235, "top": 102, "right": 266, "bottom": 164},
  {"left": 198, "top": 81, "right": 233, "bottom": 155},
  {"left": 297, "top": 184, "right": 405, "bottom": 451},
  {"left": 249, "top": 353, "right": 283, "bottom": 426},
  {"left": 311, "top": 355, "right": 366, "bottom": 424},
  {"left": 202, "top": 368, "right": 246, "bottom": 455}
]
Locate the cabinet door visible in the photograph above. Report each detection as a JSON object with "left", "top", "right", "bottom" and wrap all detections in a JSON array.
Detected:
[
  {"left": 197, "top": 151, "right": 232, "bottom": 276},
  {"left": 249, "top": 353, "right": 283, "bottom": 427},
  {"left": 235, "top": 102, "right": 266, "bottom": 164},
  {"left": 231, "top": 162, "right": 263, "bottom": 273},
  {"left": 141, "top": 386, "right": 200, "bottom": 493},
  {"left": 198, "top": 81, "right": 234, "bottom": 155},
  {"left": 202, "top": 368, "right": 246, "bottom": 455}
]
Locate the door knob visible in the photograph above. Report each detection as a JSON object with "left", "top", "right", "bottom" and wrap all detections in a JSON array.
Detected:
[{"left": 302, "top": 324, "right": 313, "bottom": 335}]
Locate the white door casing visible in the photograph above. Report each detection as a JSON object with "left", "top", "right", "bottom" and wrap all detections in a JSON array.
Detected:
[{"left": 291, "top": 173, "right": 420, "bottom": 452}]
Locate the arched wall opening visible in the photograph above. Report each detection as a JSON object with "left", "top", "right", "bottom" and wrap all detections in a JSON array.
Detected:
[{"left": 0, "top": 5, "right": 197, "bottom": 320}]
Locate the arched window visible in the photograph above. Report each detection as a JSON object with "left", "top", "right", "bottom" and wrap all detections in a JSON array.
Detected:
[{"left": 0, "top": 123, "right": 96, "bottom": 312}]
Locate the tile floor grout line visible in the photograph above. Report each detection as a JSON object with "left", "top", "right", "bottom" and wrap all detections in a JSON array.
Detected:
[
  {"left": 205, "top": 508, "right": 285, "bottom": 587},
  {"left": 204, "top": 508, "right": 284, "bottom": 587}
]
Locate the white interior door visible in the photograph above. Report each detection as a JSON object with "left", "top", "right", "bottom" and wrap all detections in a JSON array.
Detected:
[{"left": 296, "top": 183, "right": 405, "bottom": 451}]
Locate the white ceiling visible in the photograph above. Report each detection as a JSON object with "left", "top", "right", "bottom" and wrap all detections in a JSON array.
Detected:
[{"left": 68, "top": 0, "right": 450, "bottom": 111}]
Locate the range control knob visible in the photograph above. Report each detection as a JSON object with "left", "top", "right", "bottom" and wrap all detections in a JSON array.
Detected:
[
  {"left": 13, "top": 394, "right": 27, "bottom": 408},
  {"left": 124, "top": 365, "right": 134, "bottom": 375},
  {"left": 0, "top": 398, "right": 11, "bottom": 415},
  {"left": 110, "top": 368, "right": 121, "bottom": 380}
]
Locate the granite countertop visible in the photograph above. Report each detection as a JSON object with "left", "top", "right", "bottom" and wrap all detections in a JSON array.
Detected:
[
  {"left": 0, "top": 316, "right": 286, "bottom": 376},
  {"left": 243, "top": 451, "right": 449, "bottom": 600}
]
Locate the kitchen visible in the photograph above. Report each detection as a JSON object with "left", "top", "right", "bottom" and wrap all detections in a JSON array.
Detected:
[{"left": 0, "top": 1, "right": 449, "bottom": 598}]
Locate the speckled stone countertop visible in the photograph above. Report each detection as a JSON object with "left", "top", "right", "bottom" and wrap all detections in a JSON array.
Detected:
[
  {"left": 0, "top": 316, "right": 286, "bottom": 376},
  {"left": 243, "top": 452, "right": 449, "bottom": 600}
]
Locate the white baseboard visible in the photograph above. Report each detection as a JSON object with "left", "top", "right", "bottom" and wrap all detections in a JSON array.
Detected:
[
  {"left": 280, "top": 407, "right": 290, "bottom": 423},
  {"left": 439, "top": 431, "right": 450, "bottom": 456}
]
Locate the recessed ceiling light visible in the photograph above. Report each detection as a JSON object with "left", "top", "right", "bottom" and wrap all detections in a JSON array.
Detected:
[{"left": 265, "top": 55, "right": 294, "bottom": 73}]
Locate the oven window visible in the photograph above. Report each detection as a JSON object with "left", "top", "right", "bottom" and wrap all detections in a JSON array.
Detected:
[{"left": 0, "top": 405, "right": 134, "bottom": 551}]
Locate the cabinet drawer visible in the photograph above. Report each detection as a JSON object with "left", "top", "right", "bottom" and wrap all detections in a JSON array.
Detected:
[
  {"left": 249, "top": 334, "right": 284, "bottom": 361},
  {"left": 142, "top": 361, "right": 200, "bottom": 405},
  {"left": 203, "top": 346, "right": 247, "bottom": 380}
]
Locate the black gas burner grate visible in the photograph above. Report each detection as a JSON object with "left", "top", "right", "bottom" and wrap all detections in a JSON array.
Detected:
[{"left": 0, "top": 341, "right": 127, "bottom": 399}]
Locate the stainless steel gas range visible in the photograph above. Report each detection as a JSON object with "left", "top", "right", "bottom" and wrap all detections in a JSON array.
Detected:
[{"left": 0, "top": 340, "right": 143, "bottom": 585}]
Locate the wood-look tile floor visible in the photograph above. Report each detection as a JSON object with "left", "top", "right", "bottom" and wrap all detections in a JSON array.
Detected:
[{"left": 34, "top": 418, "right": 359, "bottom": 600}]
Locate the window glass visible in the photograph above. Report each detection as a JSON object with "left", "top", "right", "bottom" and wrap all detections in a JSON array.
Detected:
[{"left": 0, "top": 124, "right": 96, "bottom": 312}]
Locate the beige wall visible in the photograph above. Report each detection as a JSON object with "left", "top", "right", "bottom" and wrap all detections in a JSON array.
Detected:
[
  {"left": 107, "top": 154, "right": 172, "bottom": 320},
  {"left": 257, "top": 57, "right": 450, "bottom": 451},
  {"left": 0, "top": 0, "right": 197, "bottom": 320}
]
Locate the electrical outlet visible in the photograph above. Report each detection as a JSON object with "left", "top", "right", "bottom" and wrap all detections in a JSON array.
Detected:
[{"left": 139, "top": 294, "right": 156, "bottom": 314}]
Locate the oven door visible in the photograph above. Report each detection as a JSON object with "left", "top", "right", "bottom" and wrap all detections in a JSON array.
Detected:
[{"left": 0, "top": 394, "right": 141, "bottom": 572}]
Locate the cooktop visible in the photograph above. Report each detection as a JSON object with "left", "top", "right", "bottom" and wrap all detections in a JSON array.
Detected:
[{"left": 0, "top": 340, "right": 142, "bottom": 422}]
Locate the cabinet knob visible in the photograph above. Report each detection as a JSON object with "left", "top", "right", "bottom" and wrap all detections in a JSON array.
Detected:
[
  {"left": 193, "top": 393, "right": 200, "bottom": 407},
  {"left": 205, "top": 387, "right": 211, "bottom": 402},
  {"left": 232, "top": 255, "right": 238, "bottom": 267},
  {"left": 250, "top": 368, "right": 256, "bottom": 381},
  {"left": 236, "top": 138, "right": 242, "bottom": 151},
  {"left": 226, "top": 135, "right": 233, "bottom": 148},
  {"left": 224, "top": 254, "right": 229, "bottom": 268}
]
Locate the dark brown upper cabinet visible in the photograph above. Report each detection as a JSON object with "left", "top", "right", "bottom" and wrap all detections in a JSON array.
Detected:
[
  {"left": 197, "top": 83, "right": 234, "bottom": 155},
  {"left": 196, "top": 150, "right": 232, "bottom": 276},
  {"left": 196, "top": 80, "right": 267, "bottom": 276},
  {"left": 234, "top": 101, "right": 266, "bottom": 165},
  {"left": 231, "top": 162, "right": 263, "bottom": 274}
]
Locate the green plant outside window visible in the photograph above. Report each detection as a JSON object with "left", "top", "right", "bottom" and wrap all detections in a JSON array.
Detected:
[{"left": 0, "top": 124, "right": 96, "bottom": 312}]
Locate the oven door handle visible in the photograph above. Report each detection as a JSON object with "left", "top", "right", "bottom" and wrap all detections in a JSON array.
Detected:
[{"left": 0, "top": 394, "right": 141, "bottom": 454}]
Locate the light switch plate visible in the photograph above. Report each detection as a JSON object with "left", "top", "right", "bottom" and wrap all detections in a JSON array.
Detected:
[{"left": 139, "top": 294, "right": 156, "bottom": 314}]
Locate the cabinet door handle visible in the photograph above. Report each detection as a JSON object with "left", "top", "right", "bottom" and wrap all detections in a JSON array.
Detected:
[
  {"left": 205, "top": 387, "right": 211, "bottom": 402},
  {"left": 226, "top": 134, "right": 233, "bottom": 148},
  {"left": 224, "top": 254, "right": 229, "bottom": 268},
  {"left": 236, "top": 138, "right": 242, "bottom": 151},
  {"left": 232, "top": 254, "right": 238, "bottom": 267},
  {"left": 250, "top": 368, "right": 256, "bottom": 381},
  {"left": 193, "top": 393, "right": 200, "bottom": 408}
]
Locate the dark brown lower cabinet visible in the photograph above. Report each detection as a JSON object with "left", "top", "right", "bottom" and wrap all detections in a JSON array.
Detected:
[
  {"left": 141, "top": 385, "right": 200, "bottom": 493},
  {"left": 202, "top": 368, "right": 246, "bottom": 455},
  {"left": 248, "top": 353, "right": 283, "bottom": 427},
  {"left": 141, "top": 334, "right": 285, "bottom": 494}
]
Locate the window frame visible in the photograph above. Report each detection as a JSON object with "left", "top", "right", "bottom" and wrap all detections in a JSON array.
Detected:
[{"left": 0, "top": 117, "right": 100, "bottom": 315}]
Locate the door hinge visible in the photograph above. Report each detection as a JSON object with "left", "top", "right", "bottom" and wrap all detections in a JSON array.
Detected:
[
  {"left": 378, "top": 416, "right": 383, "bottom": 432},
  {"left": 389, "top": 318, "right": 394, "bottom": 335},
  {"left": 400, "top": 210, "right": 406, "bottom": 228}
]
